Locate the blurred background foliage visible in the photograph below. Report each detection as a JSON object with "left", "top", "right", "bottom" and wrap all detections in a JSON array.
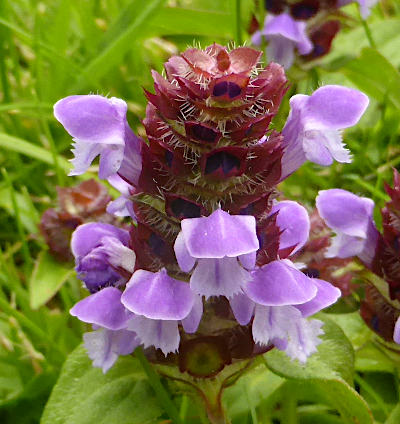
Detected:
[{"left": 1, "top": 0, "right": 400, "bottom": 423}]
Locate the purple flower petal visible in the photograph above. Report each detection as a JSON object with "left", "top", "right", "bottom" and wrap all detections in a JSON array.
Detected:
[
  {"left": 316, "top": 189, "right": 374, "bottom": 238},
  {"left": 174, "top": 231, "right": 196, "bottom": 272},
  {"left": 127, "top": 316, "right": 180, "bottom": 355},
  {"left": 106, "top": 195, "right": 135, "bottom": 218},
  {"left": 98, "top": 146, "right": 124, "bottom": 179},
  {"left": 252, "top": 304, "right": 324, "bottom": 363},
  {"left": 245, "top": 260, "right": 317, "bottom": 306},
  {"left": 281, "top": 86, "right": 368, "bottom": 178},
  {"left": 54, "top": 95, "right": 127, "bottom": 143},
  {"left": 182, "top": 295, "right": 203, "bottom": 333},
  {"left": 69, "top": 141, "right": 103, "bottom": 176},
  {"left": 71, "top": 222, "right": 130, "bottom": 258},
  {"left": 97, "top": 236, "right": 136, "bottom": 273},
  {"left": 263, "top": 13, "right": 312, "bottom": 68},
  {"left": 326, "top": 232, "right": 367, "bottom": 258},
  {"left": 83, "top": 328, "right": 140, "bottom": 373},
  {"left": 117, "top": 130, "right": 143, "bottom": 187},
  {"left": 281, "top": 94, "right": 308, "bottom": 179},
  {"left": 394, "top": 316, "right": 400, "bottom": 344},
  {"left": 121, "top": 269, "right": 194, "bottom": 320},
  {"left": 296, "top": 279, "right": 341, "bottom": 317},
  {"left": 107, "top": 174, "right": 135, "bottom": 218},
  {"left": 190, "top": 257, "right": 251, "bottom": 299},
  {"left": 238, "top": 251, "right": 257, "bottom": 270},
  {"left": 54, "top": 95, "right": 132, "bottom": 178},
  {"left": 271, "top": 201, "right": 310, "bottom": 254},
  {"left": 251, "top": 30, "right": 262, "bottom": 46},
  {"left": 316, "top": 189, "right": 379, "bottom": 265},
  {"left": 230, "top": 292, "right": 255, "bottom": 325},
  {"left": 267, "top": 37, "right": 296, "bottom": 70},
  {"left": 302, "top": 130, "right": 350, "bottom": 166},
  {"left": 263, "top": 13, "right": 310, "bottom": 46},
  {"left": 304, "top": 86, "right": 369, "bottom": 130},
  {"left": 181, "top": 209, "right": 259, "bottom": 258},
  {"left": 70, "top": 287, "right": 130, "bottom": 330}
]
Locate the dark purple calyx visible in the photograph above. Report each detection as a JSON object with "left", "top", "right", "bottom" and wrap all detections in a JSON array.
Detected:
[
  {"left": 306, "top": 21, "right": 340, "bottom": 59},
  {"left": 130, "top": 222, "right": 176, "bottom": 271},
  {"left": 265, "top": 0, "right": 286, "bottom": 14},
  {"left": 201, "top": 147, "right": 247, "bottom": 180},
  {"left": 290, "top": 0, "right": 320, "bottom": 20},
  {"left": 185, "top": 122, "right": 222, "bottom": 144},
  {"left": 229, "top": 114, "right": 273, "bottom": 144},
  {"left": 149, "top": 138, "right": 187, "bottom": 175},
  {"left": 211, "top": 73, "right": 249, "bottom": 102},
  {"left": 360, "top": 285, "right": 399, "bottom": 342},
  {"left": 213, "top": 81, "right": 241, "bottom": 98},
  {"left": 165, "top": 194, "right": 206, "bottom": 219}
]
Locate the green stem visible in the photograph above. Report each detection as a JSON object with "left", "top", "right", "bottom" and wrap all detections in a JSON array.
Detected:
[
  {"left": 235, "top": 0, "right": 242, "bottom": 45},
  {"left": 354, "top": 374, "right": 389, "bottom": 418},
  {"left": 179, "top": 395, "right": 189, "bottom": 421},
  {"left": 245, "top": 384, "right": 258, "bottom": 424},
  {"left": 358, "top": 7, "right": 376, "bottom": 49},
  {"left": 1, "top": 168, "right": 31, "bottom": 268},
  {"left": 135, "top": 348, "right": 183, "bottom": 424},
  {"left": 281, "top": 382, "right": 297, "bottom": 424}
]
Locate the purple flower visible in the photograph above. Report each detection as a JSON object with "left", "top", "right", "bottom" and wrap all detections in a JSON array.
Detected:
[
  {"left": 83, "top": 328, "right": 140, "bottom": 373},
  {"left": 227, "top": 200, "right": 340, "bottom": 362},
  {"left": 316, "top": 189, "right": 379, "bottom": 266},
  {"left": 252, "top": 13, "right": 312, "bottom": 69},
  {"left": 70, "top": 287, "right": 139, "bottom": 372},
  {"left": 231, "top": 260, "right": 340, "bottom": 363},
  {"left": 121, "top": 268, "right": 202, "bottom": 354},
  {"left": 174, "top": 209, "right": 259, "bottom": 298},
  {"left": 54, "top": 95, "right": 141, "bottom": 179},
  {"left": 71, "top": 222, "right": 135, "bottom": 293},
  {"left": 281, "top": 85, "right": 369, "bottom": 179}
]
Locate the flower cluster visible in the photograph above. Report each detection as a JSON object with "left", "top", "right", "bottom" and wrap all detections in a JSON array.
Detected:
[
  {"left": 54, "top": 45, "right": 368, "bottom": 373},
  {"left": 316, "top": 171, "right": 400, "bottom": 345},
  {"left": 252, "top": 0, "right": 378, "bottom": 68}
]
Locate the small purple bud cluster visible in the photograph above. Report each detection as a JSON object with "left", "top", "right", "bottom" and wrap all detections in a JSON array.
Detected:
[
  {"left": 252, "top": 0, "right": 378, "bottom": 69},
  {"left": 54, "top": 45, "right": 367, "bottom": 373}
]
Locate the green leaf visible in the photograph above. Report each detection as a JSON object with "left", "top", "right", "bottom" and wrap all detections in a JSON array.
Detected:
[
  {"left": 0, "top": 132, "right": 70, "bottom": 171},
  {"left": 355, "top": 343, "right": 395, "bottom": 373},
  {"left": 343, "top": 48, "right": 400, "bottom": 109},
  {"left": 330, "top": 312, "right": 372, "bottom": 350},
  {"left": 224, "top": 365, "right": 284, "bottom": 419},
  {"left": 0, "top": 186, "right": 39, "bottom": 234},
  {"left": 146, "top": 7, "right": 233, "bottom": 37},
  {"left": 386, "top": 404, "right": 400, "bottom": 424},
  {"left": 74, "top": 0, "right": 166, "bottom": 89},
  {"left": 264, "top": 316, "right": 373, "bottom": 424},
  {"left": 0, "top": 360, "right": 23, "bottom": 406},
  {"left": 29, "top": 251, "right": 74, "bottom": 310},
  {"left": 41, "top": 345, "right": 162, "bottom": 424},
  {"left": 321, "top": 18, "right": 400, "bottom": 68}
]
